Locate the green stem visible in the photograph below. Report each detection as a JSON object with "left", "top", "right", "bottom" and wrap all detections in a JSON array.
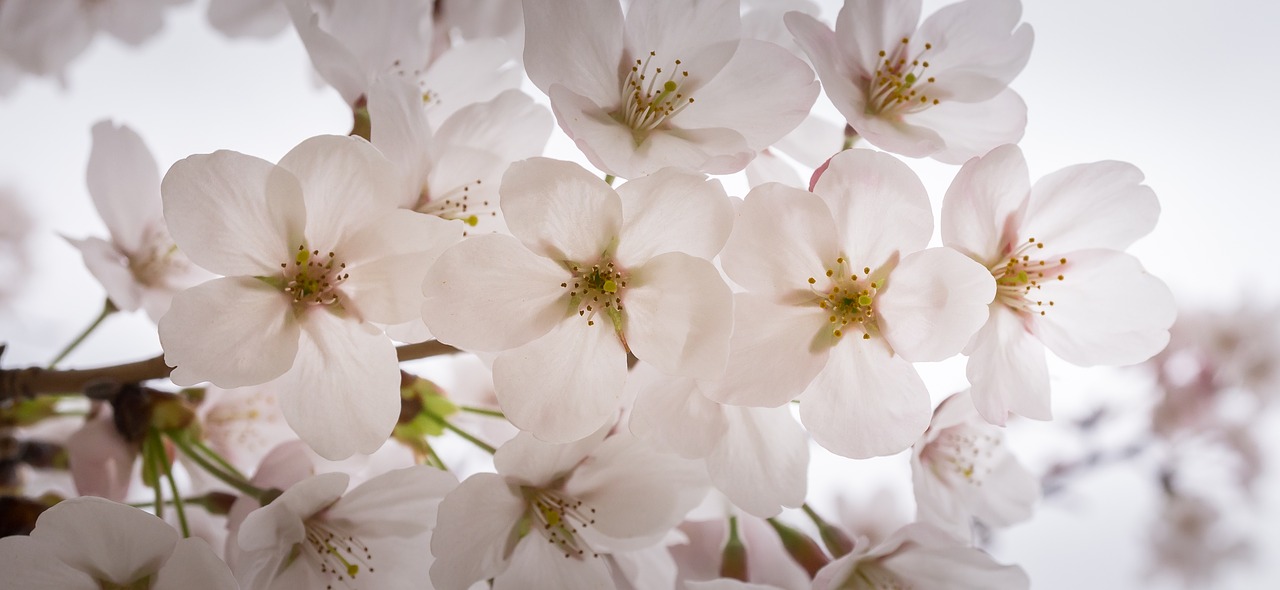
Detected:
[
  {"left": 169, "top": 432, "right": 273, "bottom": 503},
  {"left": 147, "top": 436, "right": 164, "bottom": 521},
  {"left": 603, "top": 174, "right": 616, "bottom": 186},
  {"left": 188, "top": 437, "right": 246, "bottom": 481},
  {"left": 152, "top": 431, "right": 190, "bottom": 538},
  {"left": 423, "top": 408, "right": 496, "bottom": 454},
  {"left": 423, "top": 440, "right": 448, "bottom": 471},
  {"left": 458, "top": 405, "right": 505, "bottom": 419},
  {"left": 48, "top": 299, "right": 117, "bottom": 369}
]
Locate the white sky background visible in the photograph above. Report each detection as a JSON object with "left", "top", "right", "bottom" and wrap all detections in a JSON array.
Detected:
[{"left": 1, "top": 0, "right": 1278, "bottom": 588}]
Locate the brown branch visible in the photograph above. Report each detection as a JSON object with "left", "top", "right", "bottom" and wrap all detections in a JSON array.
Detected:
[{"left": 1, "top": 340, "right": 460, "bottom": 403}]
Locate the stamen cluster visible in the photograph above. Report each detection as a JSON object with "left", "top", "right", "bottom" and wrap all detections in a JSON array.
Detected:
[
  {"left": 811, "top": 257, "right": 882, "bottom": 341},
  {"left": 991, "top": 237, "right": 1067, "bottom": 316},
  {"left": 867, "top": 37, "right": 939, "bottom": 117},
  {"left": 563, "top": 261, "right": 627, "bottom": 328},
  {"left": 281, "top": 244, "right": 349, "bottom": 306},
  {"left": 618, "top": 51, "right": 695, "bottom": 137}
]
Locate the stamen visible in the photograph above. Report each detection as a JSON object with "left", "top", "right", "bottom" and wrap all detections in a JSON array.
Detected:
[
  {"left": 280, "top": 243, "right": 348, "bottom": 306},
  {"left": 808, "top": 257, "right": 883, "bottom": 341},
  {"left": 617, "top": 51, "right": 695, "bottom": 139},
  {"left": 522, "top": 487, "right": 600, "bottom": 559},
  {"left": 564, "top": 261, "right": 627, "bottom": 329},
  {"left": 989, "top": 236, "right": 1067, "bottom": 317},
  {"left": 866, "top": 37, "right": 940, "bottom": 117}
]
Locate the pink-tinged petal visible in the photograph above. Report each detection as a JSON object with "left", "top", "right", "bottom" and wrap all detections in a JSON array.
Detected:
[
  {"left": 774, "top": 115, "right": 846, "bottom": 169},
  {"left": 162, "top": 150, "right": 305, "bottom": 277},
  {"left": 674, "top": 39, "right": 819, "bottom": 149},
  {"left": 422, "top": 39, "right": 523, "bottom": 128},
  {"left": 500, "top": 157, "right": 622, "bottom": 262},
  {"left": 833, "top": 0, "right": 922, "bottom": 74},
  {"left": 745, "top": 150, "right": 804, "bottom": 189},
  {"left": 722, "top": 183, "right": 839, "bottom": 295},
  {"left": 625, "top": 0, "right": 740, "bottom": 80},
  {"left": 237, "top": 472, "right": 348, "bottom": 552},
  {"left": 339, "top": 210, "right": 460, "bottom": 325},
  {"left": 941, "top": 144, "right": 1030, "bottom": 262},
  {"left": 0, "top": 0, "right": 93, "bottom": 76},
  {"left": 207, "top": 0, "right": 290, "bottom": 39},
  {"left": 160, "top": 276, "right": 298, "bottom": 388},
  {"left": 492, "top": 535, "right": 614, "bottom": 590},
  {"left": 495, "top": 427, "right": 611, "bottom": 486},
  {"left": 624, "top": 252, "right": 733, "bottom": 380},
  {"left": 885, "top": 542, "right": 1029, "bottom": 589},
  {"left": 800, "top": 338, "right": 930, "bottom": 458},
  {"left": 710, "top": 405, "right": 809, "bottom": 517},
  {"left": 32, "top": 497, "right": 177, "bottom": 585},
  {"left": 911, "top": 88, "right": 1027, "bottom": 165},
  {"left": 67, "top": 236, "right": 141, "bottom": 312},
  {"left": 916, "top": 0, "right": 1032, "bottom": 101},
  {"left": 430, "top": 473, "right": 526, "bottom": 590},
  {"left": 368, "top": 75, "right": 434, "bottom": 206},
  {"left": 285, "top": 0, "right": 366, "bottom": 104},
  {"left": 708, "top": 294, "right": 832, "bottom": 407},
  {"left": 569, "top": 433, "right": 708, "bottom": 543},
  {"left": 493, "top": 319, "right": 627, "bottom": 443},
  {"left": 521, "top": 0, "right": 624, "bottom": 105},
  {"left": 328, "top": 466, "right": 459, "bottom": 535},
  {"left": 151, "top": 538, "right": 237, "bottom": 590},
  {"left": 628, "top": 366, "right": 728, "bottom": 459},
  {"left": 786, "top": 12, "right": 865, "bottom": 130},
  {"left": 1032, "top": 250, "right": 1175, "bottom": 367},
  {"left": 422, "top": 233, "right": 568, "bottom": 351},
  {"left": 812, "top": 150, "right": 933, "bottom": 269},
  {"left": 970, "top": 451, "right": 1039, "bottom": 529},
  {"left": 277, "top": 135, "right": 400, "bottom": 248},
  {"left": 435, "top": 89, "right": 553, "bottom": 163},
  {"left": 614, "top": 169, "right": 733, "bottom": 266},
  {"left": 0, "top": 536, "right": 96, "bottom": 589},
  {"left": 67, "top": 408, "right": 135, "bottom": 502},
  {"left": 878, "top": 247, "right": 995, "bottom": 362},
  {"left": 87, "top": 121, "right": 160, "bottom": 253},
  {"left": 95, "top": 1, "right": 164, "bottom": 45},
  {"left": 912, "top": 451, "right": 971, "bottom": 540},
  {"left": 275, "top": 311, "right": 401, "bottom": 459},
  {"left": 1023, "top": 160, "right": 1161, "bottom": 253},
  {"left": 850, "top": 108, "right": 947, "bottom": 160},
  {"left": 966, "top": 305, "right": 1051, "bottom": 424}
]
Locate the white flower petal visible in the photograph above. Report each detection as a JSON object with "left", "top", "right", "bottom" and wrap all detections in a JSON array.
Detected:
[
  {"left": 87, "top": 121, "right": 160, "bottom": 253},
  {"left": 422, "top": 233, "right": 568, "bottom": 351},
  {"left": 493, "top": 319, "right": 627, "bottom": 443},
  {"left": 276, "top": 311, "right": 401, "bottom": 460},
  {"left": 237, "top": 472, "right": 348, "bottom": 552},
  {"left": 160, "top": 276, "right": 299, "bottom": 388},
  {"left": 151, "top": 538, "right": 237, "bottom": 590},
  {"left": 162, "top": 150, "right": 305, "bottom": 277},
  {"left": 966, "top": 305, "right": 1051, "bottom": 424},
  {"left": 941, "top": 143, "right": 1030, "bottom": 262},
  {"left": 32, "top": 497, "right": 177, "bottom": 585},
  {"left": 277, "top": 135, "right": 400, "bottom": 248},
  {"left": 434, "top": 89, "right": 553, "bottom": 163},
  {"left": 624, "top": 0, "right": 741, "bottom": 79},
  {"left": 339, "top": 210, "right": 460, "bottom": 325},
  {"left": 1023, "top": 160, "right": 1161, "bottom": 253},
  {"left": 913, "top": 89, "right": 1028, "bottom": 165},
  {"left": 878, "top": 247, "right": 994, "bottom": 362},
  {"left": 710, "top": 405, "right": 809, "bottom": 517},
  {"left": 327, "top": 466, "right": 458, "bottom": 536},
  {"left": 709, "top": 294, "right": 832, "bottom": 408},
  {"left": 500, "top": 157, "right": 622, "bottom": 262},
  {"left": 801, "top": 338, "right": 930, "bottom": 458},
  {"left": 422, "top": 39, "right": 523, "bottom": 128},
  {"left": 624, "top": 252, "right": 733, "bottom": 380},
  {"left": 813, "top": 150, "right": 933, "bottom": 269},
  {"left": 492, "top": 534, "right": 614, "bottom": 590},
  {"left": 721, "top": 183, "right": 839, "bottom": 296},
  {"left": 915, "top": 0, "right": 1032, "bottom": 101},
  {"left": 67, "top": 409, "right": 135, "bottom": 502},
  {"left": 430, "top": 473, "right": 527, "bottom": 590},
  {"left": 521, "top": 0, "right": 624, "bottom": 105},
  {"left": 494, "top": 427, "right": 611, "bottom": 486},
  {"left": 614, "top": 169, "right": 733, "bottom": 266},
  {"left": 0, "top": 536, "right": 96, "bottom": 589},
  {"left": 368, "top": 74, "right": 435, "bottom": 205},
  {"left": 628, "top": 367, "right": 727, "bottom": 459},
  {"left": 67, "top": 236, "right": 141, "bottom": 312},
  {"left": 834, "top": 0, "right": 922, "bottom": 75}
]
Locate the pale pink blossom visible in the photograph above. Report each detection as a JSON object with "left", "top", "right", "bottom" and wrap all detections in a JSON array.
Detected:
[
  {"left": 671, "top": 516, "right": 810, "bottom": 590},
  {"left": 787, "top": 0, "right": 1033, "bottom": 163},
  {"left": 66, "top": 404, "right": 136, "bottom": 502},
  {"left": 207, "top": 0, "right": 289, "bottom": 38},
  {"left": 0, "top": 0, "right": 187, "bottom": 80},
  {"left": 911, "top": 390, "right": 1038, "bottom": 540},
  {"left": 0, "top": 496, "right": 236, "bottom": 589},
  {"left": 710, "top": 149, "right": 994, "bottom": 458},
  {"left": 430, "top": 428, "right": 707, "bottom": 590},
  {"left": 159, "top": 134, "right": 459, "bottom": 459},
  {"left": 522, "top": 0, "right": 819, "bottom": 178},
  {"left": 67, "top": 121, "right": 209, "bottom": 323},
  {"left": 812, "top": 523, "right": 1029, "bottom": 590},
  {"left": 423, "top": 158, "right": 735, "bottom": 442},
  {"left": 941, "top": 144, "right": 1175, "bottom": 424}
]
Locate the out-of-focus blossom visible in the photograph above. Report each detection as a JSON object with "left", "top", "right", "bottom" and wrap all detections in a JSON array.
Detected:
[
  {"left": 67, "top": 121, "right": 210, "bottom": 323},
  {"left": 1147, "top": 493, "right": 1252, "bottom": 588},
  {"left": 65, "top": 404, "right": 136, "bottom": 502},
  {"left": 0, "top": 495, "right": 236, "bottom": 589},
  {"left": 941, "top": 144, "right": 1175, "bottom": 425},
  {"left": 207, "top": 0, "right": 289, "bottom": 38},
  {"left": 0, "top": 187, "right": 33, "bottom": 306},
  {"left": 522, "top": 0, "right": 819, "bottom": 179},
  {"left": 430, "top": 427, "right": 707, "bottom": 590},
  {"left": 787, "top": 0, "right": 1032, "bottom": 163},
  {"left": 159, "top": 134, "right": 458, "bottom": 459},
  {"left": 812, "top": 523, "right": 1029, "bottom": 590},
  {"left": 710, "top": 149, "right": 994, "bottom": 459},
  {"left": 198, "top": 385, "right": 298, "bottom": 475},
  {"left": 671, "top": 516, "right": 811, "bottom": 590},
  {"left": 0, "top": 0, "right": 189, "bottom": 82},
  {"left": 424, "top": 158, "right": 734, "bottom": 443},
  {"left": 911, "top": 390, "right": 1038, "bottom": 540}
]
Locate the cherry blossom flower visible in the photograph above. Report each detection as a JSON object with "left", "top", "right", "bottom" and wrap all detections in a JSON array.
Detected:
[
  {"left": 227, "top": 464, "right": 457, "bottom": 589},
  {"left": 941, "top": 144, "right": 1175, "bottom": 424},
  {"left": 0, "top": 0, "right": 186, "bottom": 81},
  {"left": 158, "top": 134, "right": 459, "bottom": 459},
  {"left": 67, "top": 121, "right": 209, "bottom": 323},
  {"left": 671, "top": 516, "right": 811, "bottom": 590},
  {"left": 709, "top": 149, "right": 994, "bottom": 458},
  {"left": 423, "top": 158, "right": 735, "bottom": 442},
  {"left": 429, "top": 428, "right": 707, "bottom": 590},
  {"left": 66, "top": 404, "right": 136, "bottom": 502},
  {"left": 628, "top": 363, "right": 809, "bottom": 518},
  {"left": 812, "top": 523, "right": 1029, "bottom": 590},
  {"left": 0, "top": 496, "right": 236, "bottom": 589},
  {"left": 911, "top": 390, "right": 1038, "bottom": 540},
  {"left": 522, "top": 0, "right": 819, "bottom": 179},
  {"left": 207, "top": 0, "right": 289, "bottom": 38},
  {"left": 787, "top": 0, "right": 1033, "bottom": 163}
]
